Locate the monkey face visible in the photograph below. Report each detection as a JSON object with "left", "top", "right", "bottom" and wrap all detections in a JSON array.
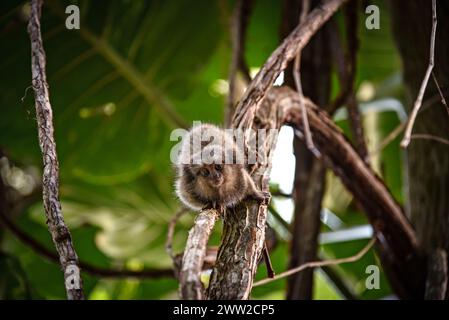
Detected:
[{"left": 196, "top": 164, "right": 224, "bottom": 188}]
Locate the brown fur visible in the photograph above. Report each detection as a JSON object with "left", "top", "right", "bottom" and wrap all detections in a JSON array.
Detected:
[{"left": 175, "top": 124, "right": 269, "bottom": 212}]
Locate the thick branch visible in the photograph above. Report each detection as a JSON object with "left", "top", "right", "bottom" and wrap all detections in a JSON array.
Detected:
[
  {"left": 270, "top": 86, "right": 426, "bottom": 298},
  {"left": 28, "top": 0, "right": 84, "bottom": 300},
  {"left": 232, "top": 0, "right": 349, "bottom": 130}
]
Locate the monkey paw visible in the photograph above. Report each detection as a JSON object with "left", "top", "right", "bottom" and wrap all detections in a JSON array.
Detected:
[{"left": 250, "top": 191, "right": 271, "bottom": 205}]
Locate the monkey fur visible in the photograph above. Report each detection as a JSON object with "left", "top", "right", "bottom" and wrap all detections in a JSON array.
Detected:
[{"left": 175, "top": 124, "right": 270, "bottom": 212}]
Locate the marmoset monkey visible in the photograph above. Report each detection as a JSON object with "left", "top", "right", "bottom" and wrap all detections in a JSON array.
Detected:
[{"left": 175, "top": 124, "right": 270, "bottom": 212}]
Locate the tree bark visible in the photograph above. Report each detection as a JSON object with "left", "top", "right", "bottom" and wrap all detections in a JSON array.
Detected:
[
  {"left": 179, "top": 210, "right": 219, "bottom": 299},
  {"left": 391, "top": 0, "right": 449, "bottom": 298},
  {"left": 28, "top": 0, "right": 84, "bottom": 300}
]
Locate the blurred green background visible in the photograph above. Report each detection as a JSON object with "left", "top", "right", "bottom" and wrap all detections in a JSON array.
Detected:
[{"left": 0, "top": 0, "right": 406, "bottom": 299}]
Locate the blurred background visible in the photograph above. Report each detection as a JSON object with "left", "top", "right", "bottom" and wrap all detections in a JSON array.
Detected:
[{"left": 0, "top": 0, "right": 445, "bottom": 299}]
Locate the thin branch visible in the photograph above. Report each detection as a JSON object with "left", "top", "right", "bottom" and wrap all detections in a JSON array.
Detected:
[
  {"left": 431, "top": 72, "right": 449, "bottom": 116},
  {"left": 370, "top": 121, "right": 406, "bottom": 156},
  {"left": 293, "top": 0, "right": 320, "bottom": 157},
  {"left": 401, "top": 0, "right": 437, "bottom": 148},
  {"left": 0, "top": 210, "right": 173, "bottom": 279},
  {"left": 410, "top": 134, "right": 449, "bottom": 146},
  {"left": 262, "top": 243, "right": 275, "bottom": 278},
  {"left": 28, "top": 0, "right": 84, "bottom": 300},
  {"left": 165, "top": 208, "right": 189, "bottom": 260},
  {"left": 253, "top": 237, "right": 376, "bottom": 287},
  {"left": 370, "top": 92, "right": 444, "bottom": 156}
]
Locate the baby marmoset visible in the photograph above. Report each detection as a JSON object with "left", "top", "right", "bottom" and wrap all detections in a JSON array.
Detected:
[{"left": 175, "top": 124, "right": 269, "bottom": 212}]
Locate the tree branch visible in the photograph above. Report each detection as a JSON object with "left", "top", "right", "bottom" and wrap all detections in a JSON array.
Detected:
[
  {"left": 254, "top": 238, "right": 376, "bottom": 287},
  {"left": 28, "top": 0, "right": 84, "bottom": 300},
  {"left": 401, "top": 0, "right": 437, "bottom": 148},
  {"left": 267, "top": 86, "right": 425, "bottom": 298},
  {"left": 179, "top": 209, "right": 219, "bottom": 299},
  {"left": 232, "top": 0, "right": 350, "bottom": 130}
]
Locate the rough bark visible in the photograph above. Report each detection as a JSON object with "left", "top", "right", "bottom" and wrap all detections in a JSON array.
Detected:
[
  {"left": 424, "top": 249, "right": 447, "bottom": 300},
  {"left": 280, "top": 0, "right": 332, "bottom": 300},
  {"left": 179, "top": 210, "right": 219, "bottom": 299},
  {"left": 28, "top": 0, "right": 84, "bottom": 300}
]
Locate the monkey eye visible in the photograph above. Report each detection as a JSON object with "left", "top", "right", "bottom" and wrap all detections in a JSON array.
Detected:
[
  {"left": 214, "top": 164, "right": 223, "bottom": 171},
  {"left": 201, "top": 168, "right": 210, "bottom": 177}
]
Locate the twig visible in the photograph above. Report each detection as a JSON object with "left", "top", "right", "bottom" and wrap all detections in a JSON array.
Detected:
[
  {"left": 431, "top": 72, "right": 449, "bottom": 116},
  {"left": 370, "top": 93, "right": 444, "bottom": 156},
  {"left": 253, "top": 237, "right": 376, "bottom": 287},
  {"left": 0, "top": 210, "right": 173, "bottom": 279},
  {"left": 293, "top": 0, "right": 320, "bottom": 157},
  {"left": 370, "top": 121, "right": 406, "bottom": 156},
  {"left": 401, "top": 0, "right": 437, "bottom": 148},
  {"left": 410, "top": 134, "right": 449, "bottom": 146},
  {"left": 165, "top": 208, "right": 189, "bottom": 259},
  {"left": 28, "top": 0, "right": 84, "bottom": 300},
  {"left": 262, "top": 243, "right": 275, "bottom": 278}
]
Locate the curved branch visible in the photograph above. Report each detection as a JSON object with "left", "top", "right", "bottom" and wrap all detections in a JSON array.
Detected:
[
  {"left": 28, "top": 0, "right": 84, "bottom": 300},
  {"left": 269, "top": 86, "right": 426, "bottom": 298},
  {"left": 232, "top": 0, "right": 350, "bottom": 130}
]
